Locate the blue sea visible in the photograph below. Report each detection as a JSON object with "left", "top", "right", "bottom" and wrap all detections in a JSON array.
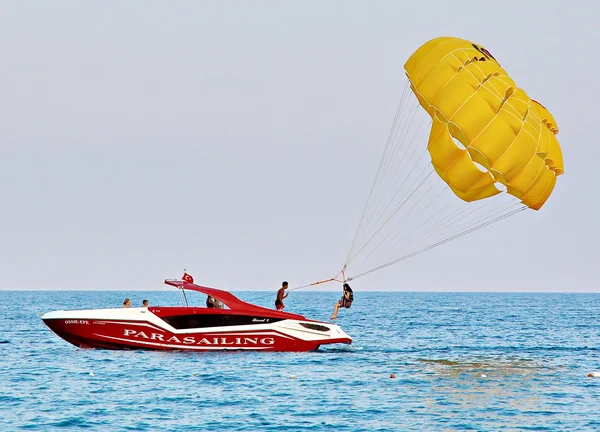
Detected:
[{"left": 1, "top": 290, "right": 599, "bottom": 431}]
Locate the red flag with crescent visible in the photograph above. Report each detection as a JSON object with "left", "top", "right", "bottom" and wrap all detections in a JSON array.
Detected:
[{"left": 182, "top": 272, "right": 194, "bottom": 283}]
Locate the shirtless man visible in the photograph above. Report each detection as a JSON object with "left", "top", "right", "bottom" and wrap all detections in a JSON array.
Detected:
[{"left": 275, "top": 281, "right": 289, "bottom": 311}]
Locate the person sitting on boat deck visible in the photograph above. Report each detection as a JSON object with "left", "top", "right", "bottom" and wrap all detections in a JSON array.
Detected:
[
  {"left": 330, "top": 283, "right": 353, "bottom": 319},
  {"left": 123, "top": 298, "right": 131, "bottom": 308},
  {"left": 275, "top": 281, "right": 289, "bottom": 311},
  {"left": 206, "top": 295, "right": 222, "bottom": 309},
  {"left": 142, "top": 300, "right": 148, "bottom": 308}
]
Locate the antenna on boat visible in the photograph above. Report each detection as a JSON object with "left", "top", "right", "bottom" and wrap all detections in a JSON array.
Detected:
[
  {"left": 180, "top": 288, "right": 189, "bottom": 307},
  {"left": 180, "top": 268, "right": 190, "bottom": 307}
]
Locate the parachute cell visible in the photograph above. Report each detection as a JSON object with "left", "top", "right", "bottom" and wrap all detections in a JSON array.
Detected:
[{"left": 404, "top": 36, "right": 564, "bottom": 210}]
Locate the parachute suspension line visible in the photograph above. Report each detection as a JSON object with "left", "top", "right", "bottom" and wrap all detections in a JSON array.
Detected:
[
  {"left": 369, "top": 84, "right": 420, "bottom": 202},
  {"left": 353, "top": 117, "right": 432, "bottom": 255},
  {"left": 396, "top": 197, "right": 506, "bottom": 252},
  {"left": 347, "top": 205, "right": 527, "bottom": 281},
  {"left": 351, "top": 182, "right": 451, "bottom": 275},
  {"left": 379, "top": 115, "right": 432, "bottom": 202},
  {"left": 360, "top": 192, "right": 521, "bottom": 273},
  {"left": 361, "top": 98, "right": 426, "bottom": 223},
  {"left": 358, "top": 198, "right": 523, "bottom": 275},
  {"left": 347, "top": 88, "right": 417, "bottom": 265},
  {"left": 355, "top": 140, "right": 432, "bottom": 248},
  {"left": 346, "top": 81, "right": 411, "bottom": 263},
  {"left": 346, "top": 119, "right": 432, "bottom": 266},
  {"left": 346, "top": 168, "right": 434, "bottom": 267},
  {"left": 345, "top": 83, "right": 424, "bottom": 265},
  {"left": 351, "top": 196, "right": 461, "bottom": 275},
  {"left": 372, "top": 94, "right": 424, "bottom": 200}
]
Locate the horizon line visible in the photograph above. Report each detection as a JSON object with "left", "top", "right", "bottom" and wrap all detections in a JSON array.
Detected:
[{"left": 1, "top": 289, "right": 598, "bottom": 294}]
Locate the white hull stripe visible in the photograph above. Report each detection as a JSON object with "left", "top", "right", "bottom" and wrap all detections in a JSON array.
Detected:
[
  {"left": 94, "top": 321, "right": 167, "bottom": 332},
  {"left": 97, "top": 334, "right": 274, "bottom": 350}
]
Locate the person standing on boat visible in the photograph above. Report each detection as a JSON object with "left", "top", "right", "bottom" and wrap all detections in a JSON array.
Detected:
[
  {"left": 275, "top": 281, "right": 288, "bottom": 311},
  {"left": 123, "top": 298, "right": 131, "bottom": 308},
  {"left": 330, "top": 283, "right": 353, "bottom": 319}
]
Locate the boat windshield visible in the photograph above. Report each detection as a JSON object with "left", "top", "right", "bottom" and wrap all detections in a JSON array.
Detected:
[{"left": 179, "top": 289, "right": 231, "bottom": 310}]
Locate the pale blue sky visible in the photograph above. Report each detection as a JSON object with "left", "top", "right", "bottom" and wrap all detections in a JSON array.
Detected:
[{"left": 1, "top": 1, "right": 597, "bottom": 291}]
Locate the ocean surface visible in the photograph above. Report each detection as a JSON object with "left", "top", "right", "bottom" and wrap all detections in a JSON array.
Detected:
[{"left": 1, "top": 290, "right": 599, "bottom": 431}]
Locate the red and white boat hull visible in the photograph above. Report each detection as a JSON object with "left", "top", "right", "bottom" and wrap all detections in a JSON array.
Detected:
[{"left": 41, "top": 307, "right": 352, "bottom": 352}]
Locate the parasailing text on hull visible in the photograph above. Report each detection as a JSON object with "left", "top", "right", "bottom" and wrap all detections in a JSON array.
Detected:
[{"left": 123, "top": 329, "right": 276, "bottom": 346}]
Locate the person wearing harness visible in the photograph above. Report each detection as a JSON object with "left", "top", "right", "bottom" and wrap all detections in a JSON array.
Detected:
[{"left": 330, "top": 283, "right": 353, "bottom": 319}]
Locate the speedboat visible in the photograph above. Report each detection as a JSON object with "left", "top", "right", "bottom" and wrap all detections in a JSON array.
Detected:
[{"left": 40, "top": 278, "right": 353, "bottom": 352}]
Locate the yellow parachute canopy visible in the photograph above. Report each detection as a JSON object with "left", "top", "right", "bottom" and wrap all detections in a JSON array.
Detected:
[{"left": 404, "top": 37, "right": 564, "bottom": 210}]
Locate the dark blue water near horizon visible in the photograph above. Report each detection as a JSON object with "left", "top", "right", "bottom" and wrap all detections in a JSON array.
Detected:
[{"left": 1, "top": 290, "right": 599, "bottom": 431}]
